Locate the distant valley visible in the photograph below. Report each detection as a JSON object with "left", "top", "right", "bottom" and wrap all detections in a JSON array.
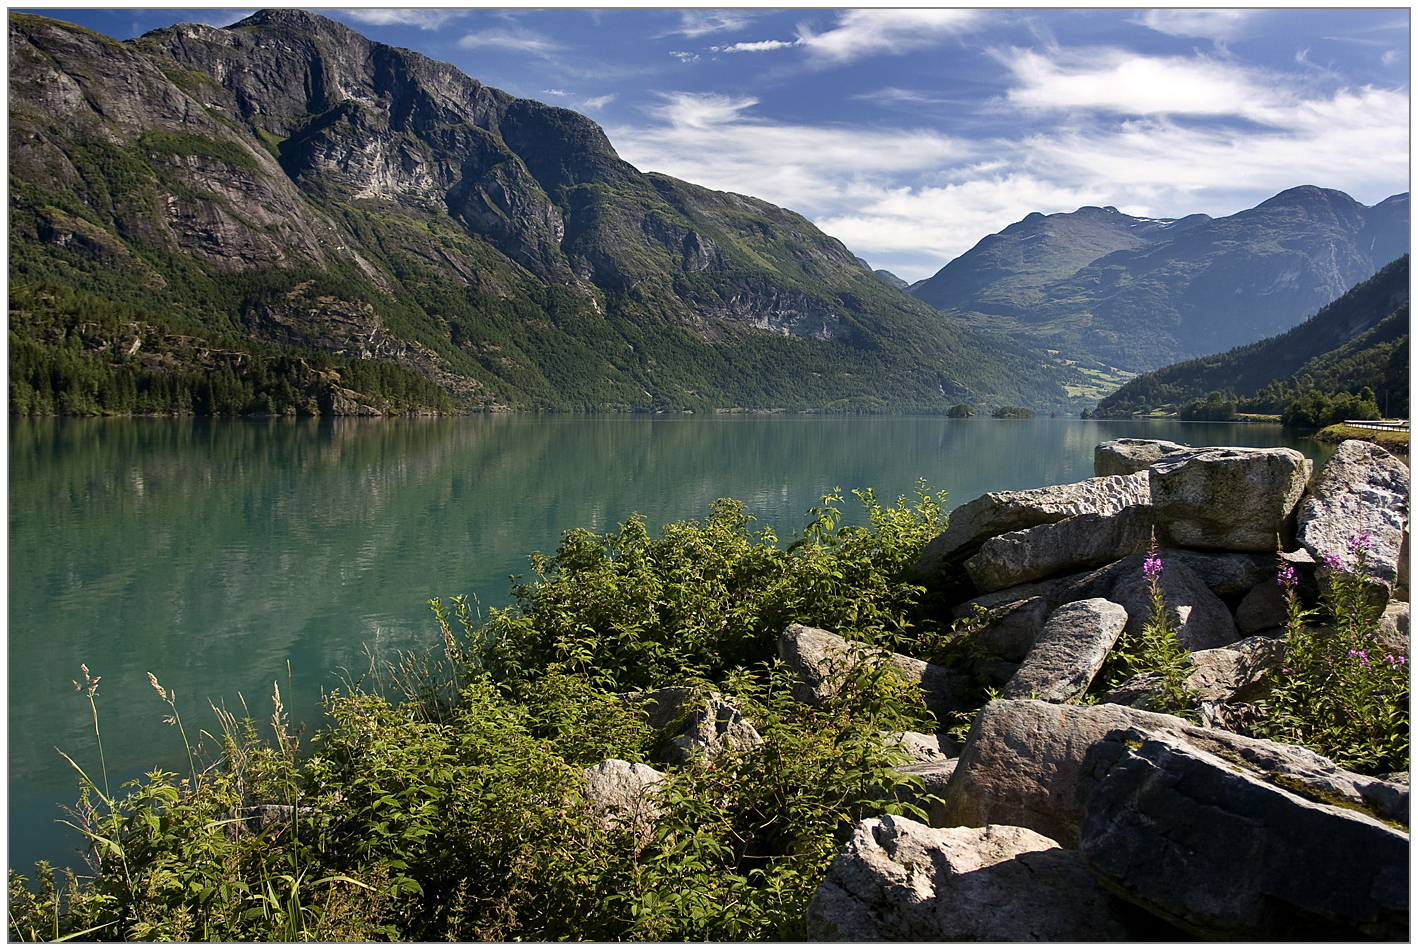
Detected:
[{"left": 7, "top": 10, "right": 1409, "bottom": 417}]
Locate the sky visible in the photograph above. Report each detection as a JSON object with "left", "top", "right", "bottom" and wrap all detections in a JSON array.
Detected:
[{"left": 20, "top": 6, "right": 1412, "bottom": 282}]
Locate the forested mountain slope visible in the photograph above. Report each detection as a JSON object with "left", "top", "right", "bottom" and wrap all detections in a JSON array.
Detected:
[
  {"left": 1090, "top": 256, "right": 1409, "bottom": 420},
  {"left": 9, "top": 9, "right": 1071, "bottom": 415}
]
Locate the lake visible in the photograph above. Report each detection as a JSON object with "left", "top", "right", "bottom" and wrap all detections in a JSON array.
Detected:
[{"left": 9, "top": 414, "right": 1334, "bottom": 875}]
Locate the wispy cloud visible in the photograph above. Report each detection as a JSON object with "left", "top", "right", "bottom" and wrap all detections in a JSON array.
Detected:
[
  {"left": 1133, "top": 10, "right": 1257, "bottom": 43},
  {"left": 458, "top": 27, "right": 562, "bottom": 56},
  {"left": 796, "top": 9, "right": 985, "bottom": 63},
  {"left": 854, "top": 87, "right": 963, "bottom": 108},
  {"left": 581, "top": 94, "right": 617, "bottom": 111},
  {"left": 663, "top": 9, "right": 765, "bottom": 39},
  {"left": 337, "top": 8, "right": 467, "bottom": 31}
]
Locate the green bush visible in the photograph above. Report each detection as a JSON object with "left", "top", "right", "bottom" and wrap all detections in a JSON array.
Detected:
[
  {"left": 480, "top": 484, "right": 946, "bottom": 691},
  {"left": 10, "top": 487, "right": 951, "bottom": 941}
]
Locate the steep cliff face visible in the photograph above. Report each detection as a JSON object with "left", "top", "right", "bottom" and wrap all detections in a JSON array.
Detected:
[
  {"left": 11, "top": 9, "right": 1072, "bottom": 413},
  {"left": 913, "top": 186, "right": 1409, "bottom": 372}
]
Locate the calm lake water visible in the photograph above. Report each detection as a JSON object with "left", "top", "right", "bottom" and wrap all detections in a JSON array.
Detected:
[{"left": 9, "top": 414, "right": 1334, "bottom": 875}]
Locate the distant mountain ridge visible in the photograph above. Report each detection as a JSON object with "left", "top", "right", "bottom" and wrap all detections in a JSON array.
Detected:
[
  {"left": 1091, "top": 255, "right": 1410, "bottom": 419},
  {"left": 911, "top": 188, "right": 1409, "bottom": 373},
  {"left": 8, "top": 9, "right": 1071, "bottom": 414}
]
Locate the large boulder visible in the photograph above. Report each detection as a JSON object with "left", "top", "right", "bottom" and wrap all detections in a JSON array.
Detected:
[
  {"left": 1001, "top": 598, "right": 1127, "bottom": 703},
  {"left": 1295, "top": 439, "right": 1410, "bottom": 601},
  {"left": 805, "top": 816, "right": 1163, "bottom": 941},
  {"left": 965, "top": 505, "right": 1153, "bottom": 593},
  {"left": 1094, "top": 437, "right": 1188, "bottom": 476},
  {"left": 1235, "top": 577, "right": 1290, "bottom": 634},
  {"left": 1150, "top": 446, "right": 1311, "bottom": 551},
  {"left": 777, "top": 623, "right": 971, "bottom": 721},
  {"left": 937, "top": 699, "right": 1408, "bottom": 848},
  {"left": 582, "top": 759, "right": 665, "bottom": 840},
  {"left": 1182, "top": 634, "right": 1285, "bottom": 703},
  {"left": 1109, "top": 556, "right": 1240, "bottom": 651},
  {"left": 1081, "top": 729, "right": 1409, "bottom": 940},
  {"left": 909, "top": 472, "right": 1150, "bottom": 587}
]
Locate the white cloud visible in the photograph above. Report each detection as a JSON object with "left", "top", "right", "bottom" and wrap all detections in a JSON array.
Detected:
[
  {"left": 998, "top": 47, "right": 1289, "bottom": 119},
  {"left": 1133, "top": 10, "right": 1256, "bottom": 43},
  {"left": 796, "top": 9, "right": 985, "bottom": 64},
  {"left": 670, "top": 51, "right": 700, "bottom": 64},
  {"left": 336, "top": 9, "right": 466, "bottom": 31},
  {"left": 458, "top": 28, "right": 562, "bottom": 56},
  {"left": 581, "top": 94, "right": 617, "bottom": 111},
  {"left": 664, "top": 10, "right": 766, "bottom": 39},
  {"left": 713, "top": 39, "right": 798, "bottom": 54}
]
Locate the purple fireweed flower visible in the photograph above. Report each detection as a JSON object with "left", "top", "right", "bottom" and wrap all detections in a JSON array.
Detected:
[
  {"left": 1143, "top": 554, "right": 1163, "bottom": 582},
  {"left": 1277, "top": 564, "right": 1298, "bottom": 589},
  {"left": 1322, "top": 553, "right": 1346, "bottom": 571},
  {"left": 1348, "top": 532, "right": 1373, "bottom": 555}
]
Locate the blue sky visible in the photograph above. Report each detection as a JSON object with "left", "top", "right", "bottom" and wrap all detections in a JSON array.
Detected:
[{"left": 23, "top": 6, "right": 1412, "bottom": 281}]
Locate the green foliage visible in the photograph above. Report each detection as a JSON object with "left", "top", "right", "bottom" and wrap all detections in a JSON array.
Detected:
[
  {"left": 481, "top": 485, "right": 946, "bottom": 691},
  {"left": 947, "top": 403, "right": 974, "bottom": 418},
  {"left": 1279, "top": 387, "right": 1381, "bottom": 429},
  {"left": 618, "top": 663, "right": 929, "bottom": 941},
  {"left": 1179, "top": 389, "right": 1239, "bottom": 421},
  {"left": 8, "top": 672, "right": 392, "bottom": 941},
  {"left": 1260, "top": 540, "right": 1410, "bottom": 774}
]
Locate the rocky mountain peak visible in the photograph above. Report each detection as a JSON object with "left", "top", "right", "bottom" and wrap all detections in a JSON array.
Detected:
[{"left": 10, "top": 9, "right": 1075, "bottom": 414}]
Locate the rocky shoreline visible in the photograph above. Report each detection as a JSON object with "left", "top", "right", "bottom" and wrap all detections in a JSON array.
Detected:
[{"left": 582, "top": 438, "right": 1410, "bottom": 940}]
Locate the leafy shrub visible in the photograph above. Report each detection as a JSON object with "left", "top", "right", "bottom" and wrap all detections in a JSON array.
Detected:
[
  {"left": 480, "top": 484, "right": 946, "bottom": 691},
  {"left": 10, "top": 487, "right": 950, "bottom": 941}
]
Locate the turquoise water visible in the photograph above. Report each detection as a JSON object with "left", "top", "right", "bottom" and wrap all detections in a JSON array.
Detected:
[{"left": 8, "top": 415, "right": 1332, "bottom": 875}]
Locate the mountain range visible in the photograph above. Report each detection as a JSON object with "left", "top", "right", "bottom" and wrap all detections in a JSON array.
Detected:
[
  {"left": 8, "top": 9, "right": 1073, "bottom": 415},
  {"left": 909, "top": 188, "right": 1408, "bottom": 372},
  {"left": 7, "top": 10, "right": 1408, "bottom": 417}
]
